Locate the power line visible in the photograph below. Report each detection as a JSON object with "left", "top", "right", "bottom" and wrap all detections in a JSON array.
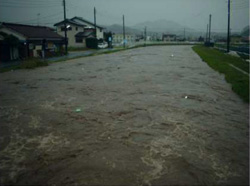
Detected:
[
  {"left": 0, "top": 5, "right": 61, "bottom": 8},
  {"left": 14, "top": 11, "right": 63, "bottom": 24}
]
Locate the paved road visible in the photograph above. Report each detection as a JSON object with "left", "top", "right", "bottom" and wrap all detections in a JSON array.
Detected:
[{"left": 0, "top": 46, "right": 248, "bottom": 186}]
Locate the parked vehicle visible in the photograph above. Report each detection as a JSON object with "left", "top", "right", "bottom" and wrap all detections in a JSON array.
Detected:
[{"left": 98, "top": 42, "right": 108, "bottom": 49}]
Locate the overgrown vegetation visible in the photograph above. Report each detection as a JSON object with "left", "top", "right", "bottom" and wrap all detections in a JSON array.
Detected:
[
  {"left": 193, "top": 45, "right": 249, "bottom": 103},
  {"left": 20, "top": 58, "right": 48, "bottom": 69},
  {"left": 0, "top": 58, "right": 48, "bottom": 73}
]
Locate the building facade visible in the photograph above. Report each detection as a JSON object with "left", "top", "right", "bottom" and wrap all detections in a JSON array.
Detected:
[
  {"left": 0, "top": 22, "right": 64, "bottom": 62},
  {"left": 112, "top": 33, "right": 135, "bottom": 44},
  {"left": 162, "top": 34, "right": 177, "bottom": 42},
  {"left": 54, "top": 17, "right": 104, "bottom": 48}
]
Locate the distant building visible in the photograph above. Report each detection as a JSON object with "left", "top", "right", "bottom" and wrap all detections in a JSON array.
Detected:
[
  {"left": 135, "top": 35, "right": 144, "bottom": 42},
  {"left": 112, "top": 33, "right": 135, "bottom": 44},
  {"left": 198, "top": 36, "right": 204, "bottom": 42},
  {"left": 0, "top": 22, "right": 64, "bottom": 62},
  {"left": 242, "top": 36, "right": 250, "bottom": 43},
  {"left": 54, "top": 17, "right": 104, "bottom": 48},
  {"left": 231, "top": 34, "right": 242, "bottom": 43},
  {"left": 162, "top": 34, "right": 176, "bottom": 41}
]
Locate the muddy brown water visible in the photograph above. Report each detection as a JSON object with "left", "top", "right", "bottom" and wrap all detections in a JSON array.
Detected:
[{"left": 0, "top": 46, "right": 249, "bottom": 186}]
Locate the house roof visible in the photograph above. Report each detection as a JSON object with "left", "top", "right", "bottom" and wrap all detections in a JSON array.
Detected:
[
  {"left": 54, "top": 17, "right": 104, "bottom": 29},
  {"left": 54, "top": 19, "right": 85, "bottom": 27},
  {"left": 75, "top": 30, "right": 95, "bottom": 38},
  {"left": 0, "top": 22, "right": 64, "bottom": 40}
]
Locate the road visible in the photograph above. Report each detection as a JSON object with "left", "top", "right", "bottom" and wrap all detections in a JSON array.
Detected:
[{"left": 0, "top": 46, "right": 249, "bottom": 186}]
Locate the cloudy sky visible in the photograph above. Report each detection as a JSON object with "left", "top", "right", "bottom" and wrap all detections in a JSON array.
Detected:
[{"left": 0, "top": 0, "right": 249, "bottom": 33}]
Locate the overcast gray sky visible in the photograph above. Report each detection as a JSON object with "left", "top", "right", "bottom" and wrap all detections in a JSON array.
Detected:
[{"left": 0, "top": 0, "right": 249, "bottom": 33}]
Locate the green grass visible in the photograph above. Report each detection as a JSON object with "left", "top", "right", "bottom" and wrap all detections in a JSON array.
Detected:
[{"left": 193, "top": 45, "right": 249, "bottom": 103}]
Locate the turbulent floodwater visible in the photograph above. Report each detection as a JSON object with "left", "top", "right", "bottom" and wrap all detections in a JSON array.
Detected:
[{"left": 0, "top": 46, "right": 249, "bottom": 185}]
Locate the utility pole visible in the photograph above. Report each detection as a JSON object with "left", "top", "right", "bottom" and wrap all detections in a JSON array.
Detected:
[
  {"left": 144, "top": 26, "right": 147, "bottom": 46},
  {"left": 123, "top": 15, "right": 125, "bottom": 48},
  {"left": 206, "top": 24, "right": 209, "bottom": 42},
  {"left": 63, "top": 0, "right": 68, "bottom": 54},
  {"left": 94, "top": 7, "right": 97, "bottom": 39},
  {"left": 208, "top": 14, "right": 212, "bottom": 43},
  {"left": 227, "top": 0, "right": 231, "bottom": 52},
  {"left": 184, "top": 28, "right": 186, "bottom": 41},
  {"left": 37, "top": 13, "right": 40, "bottom": 26}
]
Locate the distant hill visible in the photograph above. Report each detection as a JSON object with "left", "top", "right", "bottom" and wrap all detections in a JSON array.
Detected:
[
  {"left": 104, "top": 20, "right": 232, "bottom": 38},
  {"left": 132, "top": 19, "right": 194, "bottom": 34},
  {"left": 105, "top": 24, "right": 141, "bottom": 34}
]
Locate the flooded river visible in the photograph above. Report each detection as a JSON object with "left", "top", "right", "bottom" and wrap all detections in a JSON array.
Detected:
[{"left": 0, "top": 46, "right": 249, "bottom": 185}]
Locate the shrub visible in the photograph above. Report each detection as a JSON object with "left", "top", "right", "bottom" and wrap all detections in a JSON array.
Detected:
[{"left": 20, "top": 58, "right": 48, "bottom": 69}]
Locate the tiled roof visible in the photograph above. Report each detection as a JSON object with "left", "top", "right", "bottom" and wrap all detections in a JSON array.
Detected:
[
  {"left": 75, "top": 30, "right": 95, "bottom": 38},
  {"left": 54, "top": 19, "right": 85, "bottom": 27},
  {"left": 54, "top": 17, "right": 104, "bottom": 29},
  {"left": 1, "top": 22, "right": 64, "bottom": 39}
]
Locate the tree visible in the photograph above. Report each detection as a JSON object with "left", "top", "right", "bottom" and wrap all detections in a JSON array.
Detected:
[{"left": 241, "top": 26, "right": 249, "bottom": 37}]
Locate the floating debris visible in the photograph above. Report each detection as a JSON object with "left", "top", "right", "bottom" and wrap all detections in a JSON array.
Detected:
[{"left": 75, "top": 108, "right": 82, "bottom": 112}]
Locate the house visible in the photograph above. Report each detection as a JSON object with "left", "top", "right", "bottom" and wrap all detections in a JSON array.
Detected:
[
  {"left": 54, "top": 17, "right": 104, "bottom": 48},
  {"left": 162, "top": 34, "right": 176, "bottom": 41},
  {"left": 0, "top": 22, "right": 64, "bottom": 62},
  {"left": 231, "top": 34, "right": 242, "bottom": 43},
  {"left": 112, "top": 33, "right": 135, "bottom": 44}
]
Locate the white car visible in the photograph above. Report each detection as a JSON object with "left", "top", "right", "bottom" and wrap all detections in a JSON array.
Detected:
[{"left": 98, "top": 42, "right": 108, "bottom": 49}]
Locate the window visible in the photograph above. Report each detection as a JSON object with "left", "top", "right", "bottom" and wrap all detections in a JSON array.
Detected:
[
  {"left": 61, "top": 26, "right": 72, "bottom": 31},
  {"left": 76, "top": 27, "right": 78, "bottom": 31},
  {"left": 75, "top": 37, "right": 83, "bottom": 43}
]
